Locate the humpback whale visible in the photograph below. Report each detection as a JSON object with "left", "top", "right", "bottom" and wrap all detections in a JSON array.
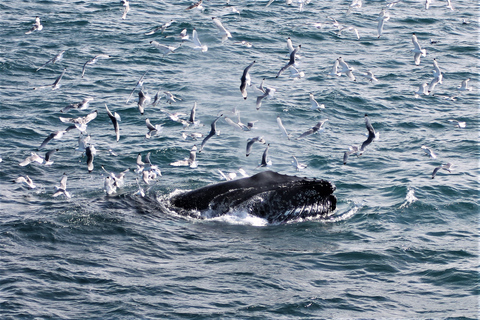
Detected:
[{"left": 170, "top": 171, "right": 336, "bottom": 224}]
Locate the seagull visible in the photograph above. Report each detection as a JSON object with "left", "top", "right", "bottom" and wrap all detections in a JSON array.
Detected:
[
  {"left": 349, "top": 0, "right": 362, "bottom": 9},
  {"left": 377, "top": 9, "right": 390, "bottom": 38},
  {"left": 134, "top": 178, "right": 145, "bottom": 197},
  {"left": 457, "top": 78, "right": 472, "bottom": 91},
  {"left": 337, "top": 26, "right": 360, "bottom": 40},
  {"left": 411, "top": 33, "right": 427, "bottom": 66},
  {"left": 446, "top": 0, "right": 454, "bottom": 10},
  {"left": 126, "top": 71, "right": 147, "bottom": 104},
  {"left": 36, "top": 50, "right": 65, "bottom": 71},
  {"left": 53, "top": 173, "right": 71, "bottom": 198},
  {"left": 199, "top": 114, "right": 223, "bottom": 152},
  {"left": 86, "top": 145, "right": 96, "bottom": 172},
  {"left": 289, "top": 66, "right": 305, "bottom": 79},
  {"left": 421, "top": 145, "right": 437, "bottom": 159},
  {"left": 212, "top": 17, "right": 232, "bottom": 42},
  {"left": 192, "top": 28, "right": 208, "bottom": 52},
  {"left": 25, "top": 16, "right": 43, "bottom": 34},
  {"left": 309, "top": 93, "right": 325, "bottom": 110},
  {"left": 240, "top": 61, "right": 255, "bottom": 99},
  {"left": 359, "top": 114, "right": 376, "bottom": 155},
  {"left": 276, "top": 45, "right": 301, "bottom": 78},
  {"left": 164, "top": 91, "right": 181, "bottom": 104},
  {"left": 59, "top": 110, "right": 98, "bottom": 133},
  {"left": 187, "top": 102, "right": 200, "bottom": 126},
  {"left": 145, "top": 118, "right": 162, "bottom": 138},
  {"left": 150, "top": 41, "right": 178, "bottom": 56},
  {"left": 432, "top": 163, "right": 452, "bottom": 179},
  {"left": 138, "top": 91, "right": 149, "bottom": 115},
  {"left": 328, "top": 59, "right": 341, "bottom": 77},
  {"left": 258, "top": 144, "right": 272, "bottom": 167},
  {"left": 39, "top": 130, "right": 67, "bottom": 149},
  {"left": 170, "top": 145, "right": 198, "bottom": 168},
  {"left": 359, "top": 70, "right": 378, "bottom": 82},
  {"left": 448, "top": 119, "right": 466, "bottom": 128},
  {"left": 61, "top": 97, "right": 93, "bottom": 113},
  {"left": 343, "top": 145, "right": 359, "bottom": 164},
  {"left": 224, "top": 116, "right": 244, "bottom": 131},
  {"left": 34, "top": 68, "right": 67, "bottom": 90},
  {"left": 246, "top": 136, "right": 266, "bottom": 156},
  {"left": 15, "top": 176, "right": 36, "bottom": 189},
  {"left": 292, "top": 156, "right": 307, "bottom": 170},
  {"left": 105, "top": 104, "right": 121, "bottom": 142},
  {"left": 425, "top": 0, "right": 431, "bottom": 10},
  {"left": 19, "top": 149, "right": 58, "bottom": 166},
  {"left": 121, "top": 0, "right": 130, "bottom": 20},
  {"left": 182, "top": 132, "right": 204, "bottom": 140},
  {"left": 428, "top": 58, "right": 443, "bottom": 94},
  {"left": 81, "top": 54, "right": 110, "bottom": 78},
  {"left": 76, "top": 134, "right": 91, "bottom": 153},
  {"left": 297, "top": 119, "right": 328, "bottom": 139},
  {"left": 145, "top": 20, "right": 176, "bottom": 35},
  {"left": 101, "top": 166, "right": 129, "bottom": 188},
  {"left": 414, "top": 83, "right": 429, "bottom": 98},
  {"left": 104, "top": 176, "right": 117, "bottom": 195},
  {"left": 256, "top": 83, "right": 276, "bottom": 110},
  {"left": 337, "top": 57, "right": 355, "bottom": 81},
  {"left": 186, "top": 0, "right": 203, "bottom": 10},
  {"left": 276, "top": 116, "right": 290, "bottom": 140}
]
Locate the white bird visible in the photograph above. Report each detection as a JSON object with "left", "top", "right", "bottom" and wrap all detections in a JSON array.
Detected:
[
  {"left": 337, "top": 57, "right": 355, "bottom": 81},
  {"left": 212, "top": 17, "right": 232, "bottom": 42},
  {"left": 337, "top": 26, "right": 360, "bottom": 40},
  {"left": 328, "top": 59, "right": 341, "bottom": 77},
  {"left": 134, "top": 178, "right": 145, "bottom": 197},
  {"left": 240, "top": 61, "right": 255, "bottom": 99},
  {"left": 421, "top": 145, "right": 437, "bottom": 159},
  {"left": 446, "top": 0, "right": 454, "bottom": 10},
  {"left": 137, "top": 91, "right": 150, "bottom": 115},
  {"left": 276, "top": 45, "right": 301, "bottom": 78},
  {"left": 19, "top": 149, "right": 57, "bottom": 166},
  {"left": 276, "top": 116, "right": 290, "bottom": 140},
  {"left": 425, "top": 0, "right": 432, "bottom": 10},
  {"left": 432, "top": 163, "right": 452, "bottom": 179},
  {"left": 145, "top": 20, "right": 176, "bottom": 36},
  {"left": 104, "top": 176, "right": 117, "bottom": 195},
  {"left": 15, "top": 176, "right": 36, "bottom": 189},
  {"left": 150, "top": 41, "right": 178, "bottom": 56},
  {"left": 448, "top": 119, "right": 466, "bottom": 128},
  {"left": 289, "top": 66, "right": 305, "bottom": 79},
  {"left": 343, "top": 145, "right": 359, "bottom": 164},
  {"left": 457, "top": 78, "right": 472, "bottom": 91},
  {"left": 59, "top": 110, "right": 98, "bottom": 133},
  {"left": 414, "top": 83, "right": 429, "bottom": 98},
  {"left": 170, "top": 145, "right": 198, "bottom": 168},
  {"left": 309, "top": 93, "right": 325, "bottom": 110},
  {"left": 258, "top": 144, "right": 272, "bottom": 167},
  {"left": 256, "top": 83, "right": 276, "bottom": 110},
  {"left": 75, "top": 134, "right": 91, "bottom": 153},
  {"left": 33, "top": 68, "right": 67, "bottom": 90},
  {"left": 126, "top": 71, "right": 147, "bottom": 104},
  {"left": 297, "top": 120, "right": 328, "bottom": 139},
  {"left": 53, "top": 173, "right": 71, "bottom": 198},
  {"left": 61, "top": 97, "right": 94, "bottom": 113},
  {"left": 86, "top": 145, "right": 96, "bottom": 173},
  {"left": 411, "top": 33, "right": 427, "bottom": 65},
  {"left": 359, "top": 114, "right": 376, "bottom": 155},
  {"left": 36, "top": 50, "right": 65, "bottom": 72},
  {"left": 292, "top": 156, "right": 307, "bottom": 171},
  {"left": 81, "top": 54, "right": 110, "bottom": 78},
  {"left": 121, "top": 0, "right": 130, "bottom": 20},
  {"left": 377, "top": 9, "right": 390, "bottom": 38},
  {"left": 428, "top": 58, "right": 443, "bottom": 94},
  {"left": 246, "top": 136, "right": 266, "bottom": 157},
  {"left": 192, "top": 28, "right": 208, "bottom": 52},
  {"left": 39, "top": 130, "right": 68, "bottom": 149},
  {"left": 186, "top": 0, "right": 203, "bottom": 10},
  {"left": 360, "top": 70, "right": 378, "bottom": 82},
  {"left": 25, "top": 16, "right": 43, "bottom": 34},
  {"left": 164, "top": 91, "right": 181, "bottom": 104},
  {"left": 105, "top": 104, "right": 121, "bottom": 142},
  {"left": 145, "top": 118, "right": 162, "bottom": 138}
]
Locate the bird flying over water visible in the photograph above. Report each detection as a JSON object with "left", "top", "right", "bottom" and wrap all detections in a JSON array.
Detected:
[
  {"left": 81, "top": 54, "right": 110, "bottom": 78},
  {"left": 411, "top": 33, "right": 427, "bottom": 65},
  {"left": 199, "top": 114, "right": 223, "bottom": 152},
  {"left": 105, "top": 104, "right": 121, "bottom": 142},
  {"left": 36, "top": 50, "right": 65, "bottom": 71},
  {"left": 240, "top": 61, "right": 255, "bottom": 99}
]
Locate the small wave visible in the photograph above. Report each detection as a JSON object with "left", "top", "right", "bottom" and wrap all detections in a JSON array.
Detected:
[{"left": 399, "top": 187, "right": 418, "bottom": 209}]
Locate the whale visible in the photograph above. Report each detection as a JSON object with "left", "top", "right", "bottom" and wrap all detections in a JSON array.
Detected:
[{"left": 170, "top": 171, "right": 337, "bottom": 224}]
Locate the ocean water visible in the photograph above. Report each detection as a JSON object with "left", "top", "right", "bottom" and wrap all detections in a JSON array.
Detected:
[{"left": 0, "top": 0, "right": 479, "bottom": 318}]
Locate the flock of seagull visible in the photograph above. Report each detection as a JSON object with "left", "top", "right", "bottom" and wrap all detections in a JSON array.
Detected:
[{"left": 11, "top": 0, "right": 473, "bottom": 201}]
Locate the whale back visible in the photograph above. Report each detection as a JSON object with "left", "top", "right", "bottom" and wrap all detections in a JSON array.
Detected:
[{"left": 170, "top": 171, "right": 336, "bottom": 223}]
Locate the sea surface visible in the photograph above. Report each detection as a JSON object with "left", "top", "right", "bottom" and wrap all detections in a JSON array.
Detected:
[{"left": 0, "top": 0, "right": 479, "bottom": 319}]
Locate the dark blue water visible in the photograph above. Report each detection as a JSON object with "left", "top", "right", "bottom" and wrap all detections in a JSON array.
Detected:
[{"left": 0, "top": 0, "right": 479, "bottom": 318}]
